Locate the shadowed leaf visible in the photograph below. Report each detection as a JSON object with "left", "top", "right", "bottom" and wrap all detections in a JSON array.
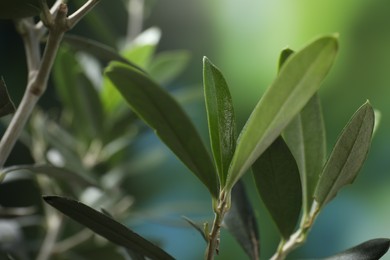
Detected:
[
  {"left": 314, "top": 102, "right": 375, "bottom": 207},
  {"left": 323, "top": 238, "right": 390, "bottom": 260},
  {"left": 43, "top": 196, "right": 174, "bottom": 260},
  {"left": 252, "top": 137, "right": 302, "bottom": 239},
  {"left": 224, "top": 181, "right": 260, "bottom": 260},
  {"left": 203, "top": 57, "right": 236, "bottom": 186},
  {"left": 182, "top": 216, "right": 207, "bottom": 242},
  {"left": 104, "top": 62, "right": 219, "bottom": 197},
  {"left": 225, "top": 36, "right": 338, "bottom": 191}
]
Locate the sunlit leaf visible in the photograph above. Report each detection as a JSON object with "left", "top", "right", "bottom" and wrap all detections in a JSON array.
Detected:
[
  {"left": 323, "top": 238, "right": 390, "bottom": 260},
  {"left": 225, "top": 36, "right": 338, "bottom": 191},
  {"left": 314, "top": 102, "right": 375, "bottom": 207},
  {"left": 203, "top": 57, "right": 236, "bottom": 185},
  {"left": 224, "top": 181, "right": 260, "bottom": 260},
  {"left": 252, "top": 137, "right": 301, "bottom": 239},
  {"left": 283, "top": 93, "right": 326, "bottom": 215},
  {"left": 104, "top": 62, "right": 219, "bottom": 197},
  {"left": 43, "top": 196, "right": 174, "bottom": 260},
  {"left": 122, "top": 27, "right": 161, "bottom": 68},
  {"left": 148, "top": 50, "right": 191, "bottom": 85},
  {"left": 0, "top": 77, "right": 15, "bottom": 117}
]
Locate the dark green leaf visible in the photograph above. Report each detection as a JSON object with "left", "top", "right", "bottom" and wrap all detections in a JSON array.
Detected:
[
  {"left": 203, "top": 57, "right": 236, "bottom": 185},
  {"left": 283, "top": 93, "right": 326, "bottom": 215},
  {"left": 224, "top": 181, "right": 260, "bottom": 260},
  {"left": 148, "top": 50, "right": 191, "bottom": 85},
  {"left": 314, "top": 102, "right": 375, "bottom": 207},
  {"left": 323, "top": 238, "right": 390, "bottom": 260},
  {"left": 43, "top": 196, "right": 174, "bottom": 260},
  {"left": 104, "top": 62, "right": 219, "bottom": 197},
  {"left": 226, "top": 36, "right": 338, "bottom": 191},
  {"left": 252, "top": 137, "right": 302, "bottom": 239},
  {"left": 0, "top": 77, "right": 15, "bottom": 117}
]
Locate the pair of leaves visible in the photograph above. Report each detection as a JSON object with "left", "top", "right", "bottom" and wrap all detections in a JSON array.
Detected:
[
  {"left": 43, "top": 196, "right": 174, "bottom": 260},
  {"left": 104, "top": 63, "right": 219, "bottom": 197}
]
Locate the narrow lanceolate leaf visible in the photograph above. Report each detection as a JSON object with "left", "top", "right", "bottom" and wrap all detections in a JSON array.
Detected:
[
  {"left": 203, "top": 57, "right": 236, "bottom": 186},
  {"left": 104, "top": 62, "right": 219, "bottom": 197},
  {"left": 224, "top": 181, "right": 260, "bottom": 260},
  {"left": 43, "top": 196, "right": 174, "bottom": 260},
  {"left": 283, "top": 93, "right": 326, "bottom": 215},
  {"left": 252, "top": 137, "right": 302, "bottom": 239},
  {"left": 225, "top": 36, "right": 338, "bottom": 191},
  {"left": 278, "top": 48, "right": 294, "bottom": 71},
  {"left": 0, "top": 77, "right": 15, "bottom": 117},
  {"left": 323, "top": 238, "right": 390, "bottom": 260},
  {"left": 314, "top": 102, "right": 375, "bottom": 207}
]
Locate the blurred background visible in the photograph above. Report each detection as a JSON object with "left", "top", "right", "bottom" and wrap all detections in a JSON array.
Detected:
[{"left": 1, "top": 0, "right": 390, "bottom": 259}]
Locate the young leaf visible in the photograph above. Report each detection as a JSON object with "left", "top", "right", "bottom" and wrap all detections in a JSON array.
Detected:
[
  {"left": 224, "top": 180, "right": 260, "bottom": 260},
  {"left": 104, "top": 61, "right": 219, "bottom": 197},
  {"left": 225, "top": 35, "right": 338, "bottom": 191},
  {"left": 0, "top": 77, "right": 15, "bottom": 118},
  {"left": 323, "top": 238, "right": 390, "bottom": 260},
  {"left": 182, "top": 216, "right": 207, "bottom": 242},
  {"left": 148, "top": 50, "right": 191, "bottom": 85},
  {"left": 283, "top": 93, "right": 326, "bottom": 215},
  {"left": 252, "top": 137, "right": 302, "bottom": 239},
  {"left": 203, "top": 57, "right": 236, "bottom": 186},
  {"left": 314, "top": 102, "right": 374, "bottom": 207},
  {"left": 43, "top": 196, "right": 174, "bottom": 260}
]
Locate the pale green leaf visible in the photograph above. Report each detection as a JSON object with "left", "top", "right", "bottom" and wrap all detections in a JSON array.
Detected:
[
  {"left": 203, "top": 57, "right": 236, "bottom": 185},
  {"left": 314, "top": 102, "right": 375, "bottom": 207},
  {"left": 104, "top": 62, "right": 219, "bottom": 197},
  {"left": 283, "top": 93, "right": 326, "bottom": 215},
  {"left": 252, "top": 137, "right": 302, "bottom": 239},
  {"left": 225, "top": 35, "right": 338, "bottom": 191},
  {"left": 148, "top": 50, "right": 191, "bottom": 85}
]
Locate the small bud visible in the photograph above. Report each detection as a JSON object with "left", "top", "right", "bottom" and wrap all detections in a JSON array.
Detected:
[{"left": 0, "top": 0, "right": 42, "bottom": 19}]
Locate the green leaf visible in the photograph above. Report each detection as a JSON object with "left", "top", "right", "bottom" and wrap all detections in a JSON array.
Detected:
[
  {"left": 182, "top": 216, "right": 207, "bottom": 242},
  {"left": 314, "top": 102, "right": 375, "bottom": 207},
  {"left": 104, "top": 61, "right": 219, "bottom": 197},
  {"left": 323, "top": 238, "right": 390, "bottom": 260},
  {"left": 203, "top": 57, "right": 236, "bottom": 185},
  {"left": 283, "top": 93, "right": 326, "bottom": 215},
  {"left": 122, "top": 28, "right": 161, "bottom": 68},
  {"left": 43, "top": 196, "right": 174, "bottom": 260},
  {"left": 252, "top": 137, "right": 302, "bottom": 239},
  {"left": 225, "top": 35, "right": 338, "bottom": 191},
  {"left": 224, "top": 181, "right": 260, "bottom": 260},
  {"left": 0, "top": 77, "right": 15, "bottom": 118},
  {"left": 148, "top": 50, "right": 191, "bottom": 85}
]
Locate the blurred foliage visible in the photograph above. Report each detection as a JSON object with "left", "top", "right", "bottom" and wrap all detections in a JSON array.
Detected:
[{"left": 0, "top": 0, "right": 389, "bottom": 259}]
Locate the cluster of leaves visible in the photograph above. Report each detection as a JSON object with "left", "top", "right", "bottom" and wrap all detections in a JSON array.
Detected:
[{"left": 40, "top": 34, "right": 389, "bottom": 259}]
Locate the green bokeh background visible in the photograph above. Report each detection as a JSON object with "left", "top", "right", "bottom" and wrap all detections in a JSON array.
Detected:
[{"left": 1, "top": 0, "right": 390, "bottom": 259}]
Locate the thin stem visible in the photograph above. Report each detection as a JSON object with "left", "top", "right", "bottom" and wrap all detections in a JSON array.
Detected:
[
  {"left": 205, "top": 191, "right": 230, "bottom": 260},
  {"left": 270, "top": 202, "right": 320, "bottom": 260},
  {"left": 68, "top": 0, "right": 101, "bottom": 28}
]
